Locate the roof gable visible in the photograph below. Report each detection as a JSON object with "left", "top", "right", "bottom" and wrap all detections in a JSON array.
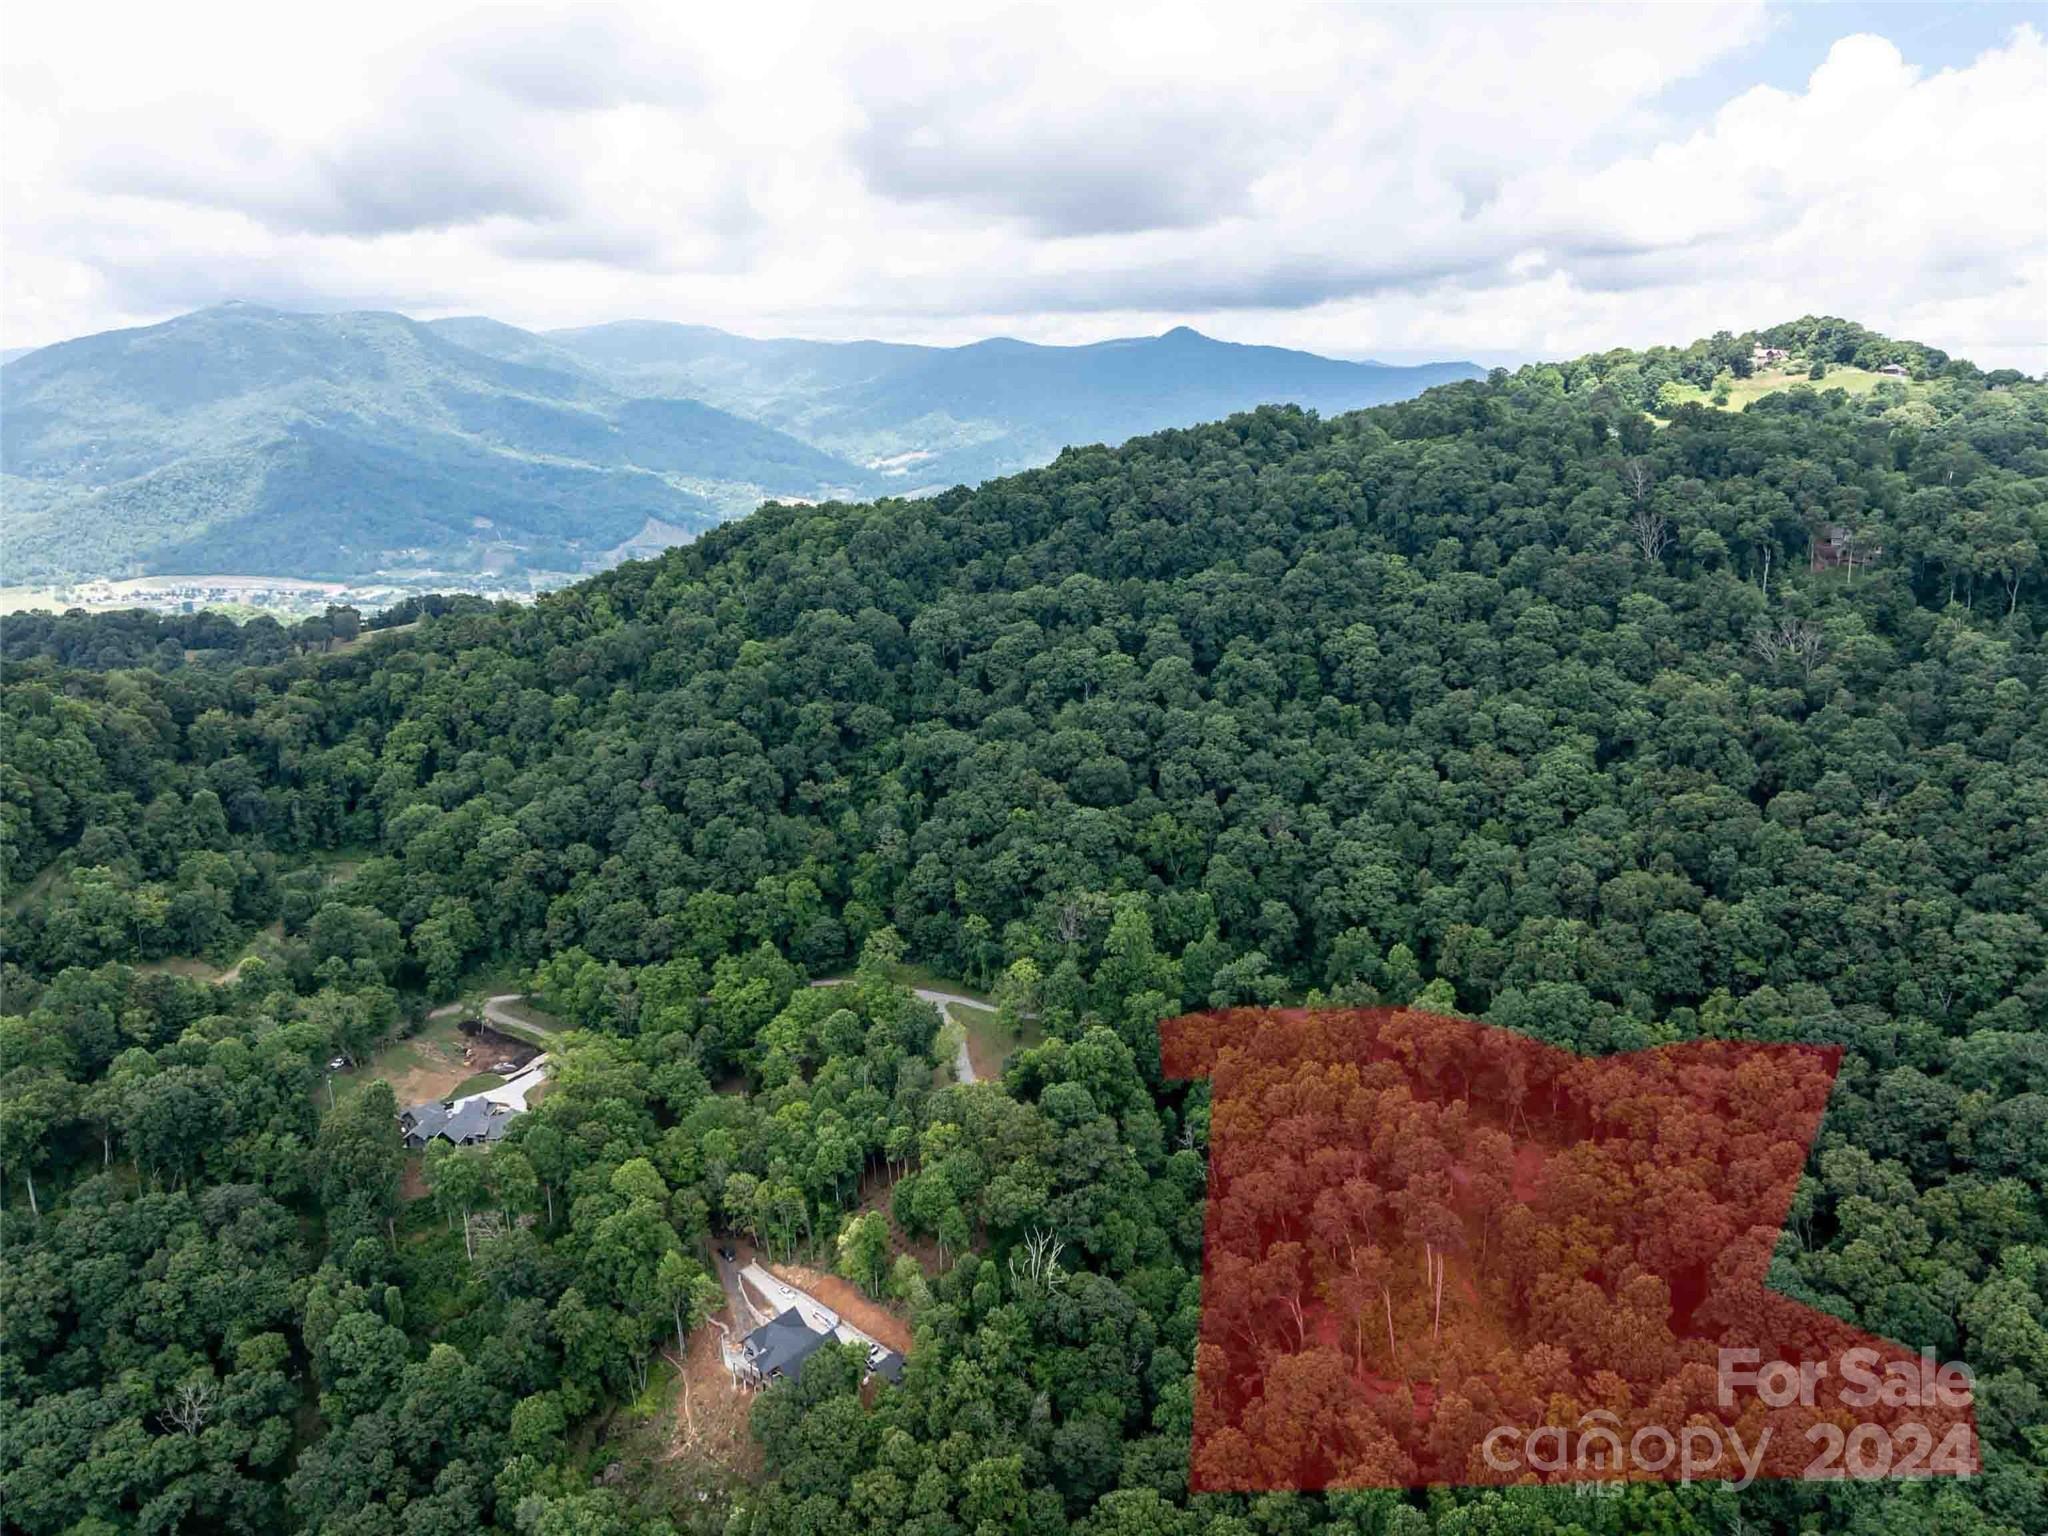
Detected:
[{"left": 742, "top": 1308, "right": 833, "bottom": 1378}]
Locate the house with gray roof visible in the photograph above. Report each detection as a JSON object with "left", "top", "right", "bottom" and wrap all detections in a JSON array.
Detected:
[
  {"left": 736, "top": 1308, "right": 835, "bottom": 1386},
  {"left": 399, "top": 1095, "right": 515, "bottom": 1149},
  {"left": 729, "top": 1306, "right": 908, "bottom": 1389},
  {"left": 866, "top": 1346, "right": 906, "bottom": 1384}
]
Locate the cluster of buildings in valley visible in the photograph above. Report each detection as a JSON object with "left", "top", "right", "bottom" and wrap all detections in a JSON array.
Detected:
[
  {"left": 1, "top": 573, "right": 540, "bottom": 620},
  {"left": 3, "top": 575, "right": 398, "bottom": 618}
]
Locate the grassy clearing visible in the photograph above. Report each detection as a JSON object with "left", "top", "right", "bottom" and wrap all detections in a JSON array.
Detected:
[
  {"left": 489, "top": 996, "right": 560, "bottom": 1031},
  {"left": 303, "top": 848, "right": 370, "bottom": 885},
  {"left": 625, "top": 1355, "right": 679, "bottom": 1424},
  {"left": 448, "top": 1071, "right": 507, "bottom": 1098},
  {"left": 328, "top": 620, "right": 420, "bottom": 655},
  {"left": 446, "top": 958, "right": 538, "bottom": 1003},
  {"left": 133, "top": 920, "right": 287, "bottom": 984},
  {"left": 956, "top": 999, "right": 1041, "bottom": 1081},
  {"left": 478, "top": 996, "right": 561, "bottom": 1050},
  {"left": 133, "top": 954, "right": 240, "bottom": 983},
  {"left": 1659, "top": 364, "right": 1925, "bottom": 414},
  {"left": 608, "top": 1325, "right": 759, "bottom": 1515},
  {"left": 358, "top": 1013, "right": 475, "bottom": 1105},
  {"left": 891, "top": 962, "right": 996, "bottom": 1007}
]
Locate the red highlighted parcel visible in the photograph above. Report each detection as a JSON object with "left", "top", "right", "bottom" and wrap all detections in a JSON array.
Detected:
[{"left": 1162, "top": 1008, "right": 1978, "bottom": 1491}]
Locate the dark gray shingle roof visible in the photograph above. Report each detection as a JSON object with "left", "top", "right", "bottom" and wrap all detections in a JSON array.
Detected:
[
  {"left": 869, "top": 1347, "right": 905, "bottom": 1383},
  {"left": 399, "top": 1097, "right": 511, "bottom": 1146},
  {"left": 743, "top": 1308, "right": 833, "bottom": 1381},
  {"left": 442, "top": 1100, "right": 494, "bottom": 1143},
  {"left": 401, "top": 1101, "right": 451, "bottom": 1141}
]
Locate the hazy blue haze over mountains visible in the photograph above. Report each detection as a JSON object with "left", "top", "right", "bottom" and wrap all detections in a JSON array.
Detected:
[
  {"left": 468, "top": 318, "right": 1483, "bottom": 490},
  {"left": 1, "top": 303, "right": 1480, "bottom": 583},
  {"left": 0, "top": 305, "right": 864, "bottom": 583}
]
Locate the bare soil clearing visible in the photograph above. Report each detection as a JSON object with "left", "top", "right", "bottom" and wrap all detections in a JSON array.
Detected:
[
  {"left": 134, "top": 955, "right": 239, "bottom": 983},
  {"left": 377, "top": 1026, "right": 469, "bottom": 1105},
  {"left": 766, "top": 1261, "right": 913, "bottom": 1355},
  {"left": 364, "top": 1015, "right": 537, "bottom": 1105},
  {"left": 399, "top": 1155, "right": 430, "bottom": 1202},
  {"left": 4, "top": 857, "right": 66, "bottom": 916},
  {"left": 851, "top": 1165, "right": 947, "bottom": 1273},
  {"left": 662, "top": 1324, "right": 761, "bottom": 1478}
]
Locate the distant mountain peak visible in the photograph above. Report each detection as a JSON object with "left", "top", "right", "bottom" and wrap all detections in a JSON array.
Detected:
[{"left": 5, "top": 303, "right": 1483, "bottom": 587}]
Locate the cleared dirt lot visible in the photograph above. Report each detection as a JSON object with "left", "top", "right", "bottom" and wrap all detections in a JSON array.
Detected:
[
  {"left": 664, "top": 1323, "right": 762, "bottom": 1478},
  {"left": 364, "top": 1015, "right": 537, "bottom": 1105},
  {"left": 766, "top": 1262, "right": 913, "bottom": 1355}
]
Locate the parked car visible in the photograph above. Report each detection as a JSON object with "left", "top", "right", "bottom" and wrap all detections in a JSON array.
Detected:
[
  {"left": 328, "top": 1056, "right": 348, "bottom": 1070},
  {"left": 718, "top": 1245, "right": 737, "bottom": 1263}
]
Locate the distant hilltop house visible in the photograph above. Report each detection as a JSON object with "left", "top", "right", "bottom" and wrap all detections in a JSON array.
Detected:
[
  {"left": 1752, "top": 344, "right": 1791, "bottom": 366},
  {"left": 399, "top": 1055, "right": 549, "bottom": 1148},
  {"left": 1810, "top": 522, "right": 1881, "bottom": 573},
  {"left": 1877, "top": 362, "right": 1910, "bottom": 378}
]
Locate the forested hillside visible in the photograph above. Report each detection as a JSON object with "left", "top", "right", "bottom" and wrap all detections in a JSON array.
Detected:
[{"left": 3, "top": 327, "right": 2045, "bottom": 1536}]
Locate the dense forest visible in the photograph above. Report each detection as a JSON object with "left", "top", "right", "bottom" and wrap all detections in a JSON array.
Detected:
[{"left": 3, "top": 320, "right": 2045, "bottom": 1536}]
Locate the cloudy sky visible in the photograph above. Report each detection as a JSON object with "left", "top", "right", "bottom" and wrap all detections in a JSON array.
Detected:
[{"left": 3, "top": 1, "right": 2044, "bottom": 369}]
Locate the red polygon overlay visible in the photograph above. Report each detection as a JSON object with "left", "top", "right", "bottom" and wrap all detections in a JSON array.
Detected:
[{"left": 1162, "top": 1008, "right": 1979, "bottom": 1490}]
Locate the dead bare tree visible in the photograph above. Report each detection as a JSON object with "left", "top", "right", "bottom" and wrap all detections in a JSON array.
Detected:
[
  {"left": 1621, "top": 457, "right": 1654, "bottom": 509},
  {"left": 466, "top": 1210, "right": 510, "bottom": 1256},
  {"left": 625, "top": 1349, "right": 651, "bottom": 1401},
  {"left": 1630, "top": 503, "right": 1673, "bottom": 564},
  {"left": 1281, "top": 1276, "right": 1307, "bottom": 1351},
  {"left": 2004, "top": 556, "right": 2034, "bottom": 616},
  {"left": 1788, "top": 619, "right": 1828, "bottom": 677},
  {"left": 160, "top": 1380, "right": 216, "bottom": 1436},
  {"left": 1622, "top": 456, "right": 1670, "bottom": 563},
  {"left": 1056, "top": 899, "right": 1087, "bottom": 946},
  {"left": 1008, "top": 1228, "right": 1069, "bottom": 1290},
  {"left": 1752, "top": 616, "right": 1827, "bottom": 677}
]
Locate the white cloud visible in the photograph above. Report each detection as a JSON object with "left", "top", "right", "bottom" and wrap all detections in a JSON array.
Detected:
[{"left": 2, "top": 2, "right": 2042, "bottom": 370}]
